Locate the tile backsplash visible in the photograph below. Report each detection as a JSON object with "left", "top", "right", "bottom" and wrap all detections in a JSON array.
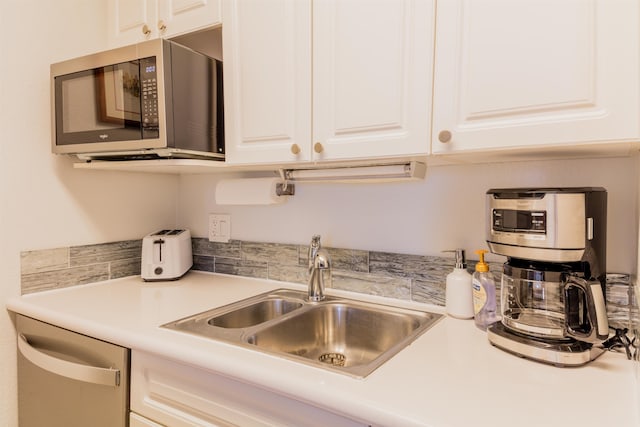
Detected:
[
  {"left": 190, "top": 238, "right": 466, "bottom": 303},
  {"left": 20, "top": 240, "right": 141, "bottom": 294},
  {"left": 20, "top": 238, "right": 636, "bottom": 330}
]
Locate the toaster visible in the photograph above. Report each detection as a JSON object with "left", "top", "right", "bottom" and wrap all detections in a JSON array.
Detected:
[{"left": 141, "top": 229, "right": 193, "bottom": 281}]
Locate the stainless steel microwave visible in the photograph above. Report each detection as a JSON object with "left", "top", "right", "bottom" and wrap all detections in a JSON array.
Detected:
[{"left": 51, "top": 39, "right": 224, "bottom": 160}]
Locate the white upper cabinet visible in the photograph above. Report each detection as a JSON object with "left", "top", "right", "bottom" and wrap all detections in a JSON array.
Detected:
[
  {"left": 432, "top": 0, "right": 640, "bottom": 155},
  {"left": 108, "top": 0, "right": 221, "bottom": 48},
  {"left": 223, "top": 0, "right": 434, "bottom": 165},
  {"left": 311, "top": 0, "right": 433, "bottom": 162},
  {"left": 222, "top": 0, "right": 312, "bottom": 164}
]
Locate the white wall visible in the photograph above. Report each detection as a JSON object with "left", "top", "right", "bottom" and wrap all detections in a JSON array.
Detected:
[
  {"left": 178, "top": 156, "right": 638, "bottom": 274},
  {"left": 0, "top": 2, "right": 179, "bottom": 426}
]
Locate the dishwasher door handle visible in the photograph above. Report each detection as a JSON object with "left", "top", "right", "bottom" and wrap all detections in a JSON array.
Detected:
[{"left": 18, "top": 333, "right": 120, "bottom": 387}]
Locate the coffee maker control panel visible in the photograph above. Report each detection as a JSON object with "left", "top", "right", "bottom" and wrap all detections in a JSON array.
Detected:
[
  {"left": 492, "top": 209, "right": 546, "bottom": 234},
  {"left": 486, "top": 187, "right": 606, "bottom": 265}
]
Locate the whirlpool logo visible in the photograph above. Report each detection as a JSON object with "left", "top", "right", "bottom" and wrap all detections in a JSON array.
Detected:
[{"left": 99, "top": 134, "right": 109, "bottom": 140}]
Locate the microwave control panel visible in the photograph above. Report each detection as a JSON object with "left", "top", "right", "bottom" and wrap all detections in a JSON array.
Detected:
[{"left": 140, "top": 56, "right": 159, "bottom": 139}]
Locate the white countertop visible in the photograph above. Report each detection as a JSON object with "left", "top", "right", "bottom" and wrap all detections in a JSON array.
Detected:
[{"left": 6, "top": 271, "right": 639, "bottom": 427}]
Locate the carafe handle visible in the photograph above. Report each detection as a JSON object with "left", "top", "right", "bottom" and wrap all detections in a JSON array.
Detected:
[{"left": 563, "top": 275, "right": 609, "bottom": 342}]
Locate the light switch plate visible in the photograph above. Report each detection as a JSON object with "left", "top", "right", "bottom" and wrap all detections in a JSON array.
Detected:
[{"left": 208, "top": 214, "right": 231, "bottom": 243}]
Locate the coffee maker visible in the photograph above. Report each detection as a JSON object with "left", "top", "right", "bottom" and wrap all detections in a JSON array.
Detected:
[{"left": 486, "top": 188, "right": 609, "bottom": 366}]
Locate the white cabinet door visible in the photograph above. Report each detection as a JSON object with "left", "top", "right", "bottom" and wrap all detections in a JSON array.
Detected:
[
  {"left": 157, "top": 0, "right": 221, "bottom": 38},
  {"left": 222, "top": 0, "right": 312, "bottom": 165},
  {"left": 109, "top": 0, "right": 157, "bottom": 47},
  {"left": 432, "top": 0, "right": 640, "bottom": 155},
  {"left": 223, "top": 0, "right": 434, "bottom": 165},
  {"left": 312, "top": 0, "right": 433, "bottom": 162},
  {"left": 108, "top": 0, "right": 221, "bottom": 48}
]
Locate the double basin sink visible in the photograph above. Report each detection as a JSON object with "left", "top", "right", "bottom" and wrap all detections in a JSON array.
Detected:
[{"left": 163, "top": 289, "right": 442, "bottom": 378}]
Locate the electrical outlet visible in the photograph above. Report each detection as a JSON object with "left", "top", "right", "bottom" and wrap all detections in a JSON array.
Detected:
[{"left": 208, "top": 214, "right": 231, "bottom": 243}]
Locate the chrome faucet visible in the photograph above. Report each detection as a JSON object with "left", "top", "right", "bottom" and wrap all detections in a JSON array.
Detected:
[{"left": 308, "top": 235, "right": 331, "bottom": 302}]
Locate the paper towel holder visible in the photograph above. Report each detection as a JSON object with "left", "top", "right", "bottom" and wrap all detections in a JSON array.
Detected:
[
  {"left": 216, "top": 177, "right": 295, "bottom": 205},
  {"left": 276, "top": 181, "right": 295, "bottom": 196},
  {"left": 276, "top": 169, "right": 296, "bottom": 196},
  {"left": 279, "top": 161, "right": 426, "bottom": 183}
]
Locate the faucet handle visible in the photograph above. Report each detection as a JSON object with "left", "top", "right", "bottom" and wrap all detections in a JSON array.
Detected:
[{"left": 308, "top": 235, "right": 321, "bottom": 268}]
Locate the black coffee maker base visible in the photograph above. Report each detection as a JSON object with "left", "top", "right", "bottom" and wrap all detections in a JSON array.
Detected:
[{"left": 487, "top": 322, "right": 606, "bottom": 367}]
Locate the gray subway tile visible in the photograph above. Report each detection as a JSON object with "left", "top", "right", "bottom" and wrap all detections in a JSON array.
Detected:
[
  {"left": 241, "top": 241, "right": 299, "bottom": 266},
  {"left": 606, "top": 283, "right": 632, "bottom": 306},
  {"left": 192, "top": 238, "right": 241, "bottom": 259},
  {"left": 111, "top": 257, "right": 141, "bottom": 279},
  {"left": 328, "top": 248, "right": 369, "bottom": 273},
  {"left": 70, "top": 240, "right": 142, "bottom": 267},
  {"left": 268, "top": 263, "right": 308, "bottom": 285},
  {"left": 607, "top": 303, "right": 631, "bottom": 330},
  {"left": 22, "top": 264, "right": 110, "bottom": 295},
  {"left": 193, "top": 255, "right": 215, "bottom": 273},
  {"left": 630, "top": 306, "right": 640, "bottom": 330},
  {"left": 214, "top": 256, "right": 268, "bottom": 279},
  {"left": 21, "top": 248, "right": 69, "bottom": 275},
  {"left": 370, "top": 252, "right": 450, "bottom": 282},
  {"left": 411, "top": 279, "right": 446, "bottom": 306},
  {"left": 332, "top": 271, "right": 411, "bottom": 300}
]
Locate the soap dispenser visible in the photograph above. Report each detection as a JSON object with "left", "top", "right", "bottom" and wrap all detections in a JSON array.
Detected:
[
  {"left": 444, "top": 249, "right": 474, "bottom": 319},
  {"left": 472, "top": 249, "right": 500, "bottom": 330}
]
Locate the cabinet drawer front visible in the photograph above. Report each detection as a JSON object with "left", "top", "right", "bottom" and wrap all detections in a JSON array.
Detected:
[{"left": 131, "top": 351, "right": 368, "bottom": 427}]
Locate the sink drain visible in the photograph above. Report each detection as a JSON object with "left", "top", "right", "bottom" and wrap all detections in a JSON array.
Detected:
[{"left": 319, "top": 352, "right": 346, "bottom": 367}]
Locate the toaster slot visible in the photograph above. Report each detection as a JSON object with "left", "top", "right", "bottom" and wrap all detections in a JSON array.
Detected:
[
  {"left": 152, "top": 229, "right": 185, "bottom": 236},
  {"left": 153, "top": 238, "right": 164, "bottom": 263}
]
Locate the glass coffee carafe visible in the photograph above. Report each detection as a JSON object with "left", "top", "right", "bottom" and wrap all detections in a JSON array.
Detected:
[{"left": 501, "top": 260, "right": 609, "bottom": 343}]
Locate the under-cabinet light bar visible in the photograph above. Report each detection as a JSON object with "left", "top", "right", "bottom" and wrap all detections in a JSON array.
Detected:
[{"left": 281, "top": 162, "right": 426, "bottom": 183}]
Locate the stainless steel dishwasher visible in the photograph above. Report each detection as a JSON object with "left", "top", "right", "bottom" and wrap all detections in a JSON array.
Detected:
[{"left": 16, "top": 314, "right": 129, "bottom": 427}]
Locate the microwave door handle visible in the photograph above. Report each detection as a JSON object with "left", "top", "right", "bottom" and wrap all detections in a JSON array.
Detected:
[{"left": 17, "top": 333, "right": 120, "bottom": 387}]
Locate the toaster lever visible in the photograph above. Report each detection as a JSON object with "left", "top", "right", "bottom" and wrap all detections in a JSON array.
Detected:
[{"left": 154, "top": 238, "right": 165, "bottom": 262}]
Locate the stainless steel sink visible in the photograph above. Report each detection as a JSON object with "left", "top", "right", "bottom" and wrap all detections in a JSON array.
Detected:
[
  {"left": 163, "top": 289, "right": 442, "bottom": 377},
  {"left": 208, "top": 298, "right": 303, "bottom": 328}
]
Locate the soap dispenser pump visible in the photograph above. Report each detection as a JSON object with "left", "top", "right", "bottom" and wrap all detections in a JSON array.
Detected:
[{"left": 444, "top": 249, "right": 474, "bottom": 319}]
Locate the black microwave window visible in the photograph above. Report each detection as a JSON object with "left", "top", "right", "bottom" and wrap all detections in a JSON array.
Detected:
[
  {"left": 493, "top": 209, "right": 546, "bottom": 233},
  {"left": 96, "top": 63, "right": 141, "bottom": 126},
  {"left": 54, "top": 60, "right": 151, "bottom": 146}
]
